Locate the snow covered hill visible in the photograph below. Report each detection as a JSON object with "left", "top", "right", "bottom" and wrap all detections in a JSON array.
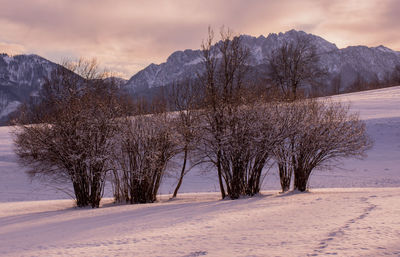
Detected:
[
  {"left": 0, "top": 85, "right": 399, "bottom": 201},
  {"left": 0, "top": 86, "right": 399, "bottom": 256},
  {"left": 0, "top": 188, "right": 399, "bottom": 256}
]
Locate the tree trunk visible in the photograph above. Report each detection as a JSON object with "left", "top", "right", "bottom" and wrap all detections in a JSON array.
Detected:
[
  {"left": 90, "top": 169, "right": 102, "bottom": 208},
  {"left": 172, "top": 147, "right": 188, "bottom": 198},
  {"left": 293, "top": 168, "right": 309, "bottom": 192},
  {"left": 217, "top": 151, "right": 226, "bottom": 199},
  {"left": 278, "top": 163, "right": 291, "bottom": 192},
  {"left": 72, "top": 169, "right": 90, "bottom": 207}
]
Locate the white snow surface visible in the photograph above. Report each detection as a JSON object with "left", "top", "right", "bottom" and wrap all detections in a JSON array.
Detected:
[
  {"left": 1, "top": 189, "right": 400, "bottom": 256},
  {"left": 0, "top": 86, "right": 399, "bottom": 256}
]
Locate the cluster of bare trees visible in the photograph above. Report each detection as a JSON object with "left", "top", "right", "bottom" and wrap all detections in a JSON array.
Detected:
[
  {"left": 14, "top": 59, "right": 179, "bottom": 207},
  {"left": 196, "top": 29, "right": 371, "bottom": 196},
  {"left": 13, "top": 28, "right": 373, "bottom": 207}
]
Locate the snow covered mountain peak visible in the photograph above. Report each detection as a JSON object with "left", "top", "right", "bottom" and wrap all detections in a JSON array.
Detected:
[
  {"left": 126, "top": 29, "right": 399, "bottom": 93},
  {"left": 1, "top": 30, "right": 400, "bottom": 124}
]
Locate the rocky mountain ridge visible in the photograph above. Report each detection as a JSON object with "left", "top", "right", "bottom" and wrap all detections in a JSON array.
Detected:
[
  {"left": 1, "top": 29, "right": 400, "bottom": 124},
  {"left": 125, "top": 30, "right": 400, "bottom": 94}
]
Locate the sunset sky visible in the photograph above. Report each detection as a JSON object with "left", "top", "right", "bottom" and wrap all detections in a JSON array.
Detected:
[{"left": 0, "top": 0, "right": 399, "bottom": 79}]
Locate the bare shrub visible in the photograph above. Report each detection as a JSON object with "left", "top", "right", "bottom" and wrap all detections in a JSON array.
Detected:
[
  {"left": 274, "top": 99, "right": 373, "bottom": 192},
  {"left": 220, "top": 103, "right": 282, "bottom": 198},
  {"left": 112, "top": 113, "right": 177, "bottom": 204},
  {"left": 13, "top": 59, "right": 125, "bottom": 208}
]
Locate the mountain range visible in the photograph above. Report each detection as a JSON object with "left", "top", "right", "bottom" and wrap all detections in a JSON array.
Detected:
[
  {"left": 125, "top": 30, "right": 400, "bottom": 94},
  {"left": 1, "top": 29, "right": 400, "bottom": 124}
]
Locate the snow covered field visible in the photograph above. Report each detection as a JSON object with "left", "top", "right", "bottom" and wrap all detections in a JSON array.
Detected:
[
  {"left": 1, "top": 188, "right": 399, "bottom": 256},
  {"left": 0, "top": 86, "right": 399, "bottom": 256}
]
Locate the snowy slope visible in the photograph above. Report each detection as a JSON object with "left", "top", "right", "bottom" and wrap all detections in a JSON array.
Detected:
[
  {"left": 0, "top": 86, "right": 399, "bottom": 256},
  {"left": 0, "top": 86, "right": 399, "bottom": 201},
  {"left": 0, "top": 189, "right": 399, "bottom": 256}
]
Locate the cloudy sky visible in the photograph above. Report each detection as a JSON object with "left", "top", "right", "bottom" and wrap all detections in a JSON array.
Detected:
[{"left": 0, "top": 0, "right": 399, "bottom": 78}]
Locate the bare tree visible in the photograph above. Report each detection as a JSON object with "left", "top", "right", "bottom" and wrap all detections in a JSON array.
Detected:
[
  {"left": 112, "top": 113, "right": 177, "bottom": 204},
  {"left": 13, "top": 59, "right": 126, "bottom": 208},
  {"left": 275, "top": 99, "right": 372, "bottom": 192},
  {"left": 221, "top": 103, "right": 284, "bottom": 197},
  {"left": 267, "top": 34, "right": 325, "bottom": 101},
  {"left": 198, "top": 27, "right": 283, "bottom": 199},
  {"left": 198, "top": 27, "right": 247, "bottom": 199},
  {"left": 267, "top": 34, "right": 327, "bottom": 192},
  {"left": 168, "top": 80, "right": 202, "bottom": 198}
]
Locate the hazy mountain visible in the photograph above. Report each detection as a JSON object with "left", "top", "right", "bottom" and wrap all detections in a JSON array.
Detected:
[{"left": 125, "top": 30, "right": 400, "bottom": 94}]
